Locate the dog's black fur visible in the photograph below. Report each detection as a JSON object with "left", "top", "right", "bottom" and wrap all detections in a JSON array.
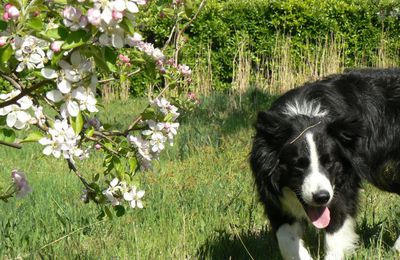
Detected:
[{"left": 250, "top": 68, "right": 400, "bottom": 258}]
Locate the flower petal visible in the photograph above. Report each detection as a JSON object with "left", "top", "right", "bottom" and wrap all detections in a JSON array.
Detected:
[
  {"left": 46, "top": 90, "right": 64, "bottom": 102},
  {"left": 57, "top": 79, "right": 72, "bottom": 94},
  {"left": 67, "top": 100, "right": 80, "bottom": 117},
  {"left": 6, "top": 112, "right": 17, "bottom": 128},
  {"left": 41, "top": 68, "right": 58, "bottom": 79}
]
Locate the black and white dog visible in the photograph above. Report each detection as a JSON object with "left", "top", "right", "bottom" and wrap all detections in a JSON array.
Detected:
[{"left": 250, "top": 69, "right": 400, "bottom": 259}]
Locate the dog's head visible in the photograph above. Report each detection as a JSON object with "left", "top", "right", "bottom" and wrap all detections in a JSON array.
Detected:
[{"left": 250, "top": 111, "right": 364, "bottom": 228}]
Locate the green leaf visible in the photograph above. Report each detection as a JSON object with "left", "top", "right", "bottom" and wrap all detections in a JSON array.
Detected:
[
  {"left": 141, "top": 107, "right": 155, "bottom": 120},
  {"left": 85, "top": 126, "right": 94, "bottom": 137},
  {"left": 45, "top": 27, "right": 69, "bottom": 40},
  {"left": 184, "top": 0, "right": 195, "bottom": 17},
  {"left": 26, "top": 17, "right": 43, "bottom": 31},
  {"left": 71, "top": 111, "right": 84, "bottom": 135},
  {"left": 21, "top": 131, "right": 44, "bottom": 143},
  {"left": 90, "top": 47, "right": 111, "bottom": 72},
  {"left": 0, "top": 21, "right": 7, "bottom": 31},
  {"left": 128, "top": 157, "right": 137, "bottom": 174},
  {"left": 114, "top": 205, "right": 126, "bottom": 217},
  {"left": 0, "top": 45, "right": 13, "bottom": 63},
  {"left": 0, "top": 128, "right": 16, "bottom": 143},
  {"left": 104, "top": 47, "right": 117, "bottom": 72},
  {"left": 62, "top": 30, "right": 91, "bottom": 50},
  {"left": 51, "top": 51, "right": 64, "bottom": 66},
  {"left": 120, "top": 17, "right": 135, "bottom": 35}
]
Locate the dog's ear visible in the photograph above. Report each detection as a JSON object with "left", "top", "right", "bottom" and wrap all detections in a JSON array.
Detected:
[
  {"left": 255, "top": 111, "right": 293, "bottom": 146},
  {"left": 327, "top": 116, "right": 365, "bottom": 149}
]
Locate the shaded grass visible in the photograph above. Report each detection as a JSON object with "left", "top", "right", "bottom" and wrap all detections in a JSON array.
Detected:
[{"left": 0, "top": 90, "right": 399, "bottom": 259}]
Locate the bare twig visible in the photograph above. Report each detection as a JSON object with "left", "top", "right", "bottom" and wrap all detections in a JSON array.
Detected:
[
  {"left": 174, "top": 0, "right": 207, "bottom": 63},
  {"left": 0, "top": 73, "right": 23, "bottom": 90},
  {"left": 84, "top": 135, "right": 119, "bottom": 155},
  {"left": 98, "top": 68, "right": 141, "bottom": 84},
  {"left": 0, "top": 140, "right": 22, "bottom": 149},
  {"left": 66, "top": 158, "right": 95, "bottom": 192}
]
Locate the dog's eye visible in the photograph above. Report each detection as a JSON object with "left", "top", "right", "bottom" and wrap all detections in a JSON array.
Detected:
[{"left": 294, "top": 157, "right": 309, "bottom": 169}]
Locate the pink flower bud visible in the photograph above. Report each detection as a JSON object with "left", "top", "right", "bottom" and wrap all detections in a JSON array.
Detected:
[
  {"left": 0, "top": 36, "right": 7, "bottom": 47},
  {"left": 8, "top": 5, "right": 20, "bottom": 19},
  {"left": 112, "top": 10, "right": 123, "bottom": 21},
  {"left": 87, "top": 8, "right": 101, "bottom": 26},
  {"left": 4, "top": 3, "right": 12, "bottom": 11},
  {"left": 118, "top": 54, "right": 130, "bottom": 64},
  {"left": 51, "top": 41, "right": 63, "bottom": 52},
  {"left": 3, "top": 12, "right": 10, "bottom": 21},
  {"left": 95, "top": 144, "right": 101, "bottom": 150}
]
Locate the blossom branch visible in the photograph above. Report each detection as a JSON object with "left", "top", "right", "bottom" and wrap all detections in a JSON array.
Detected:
[
  {"left": 66, "top": 158, "right": 95, "bottom": 192},
  {"left": 0, "top": 80, "right": 51, "bottom": 109},
  {"left": 0, "top": 140, "right": 22, "bottom": 149}
]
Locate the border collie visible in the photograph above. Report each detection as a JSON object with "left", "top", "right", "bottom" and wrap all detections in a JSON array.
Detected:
[{"left": 250, "top": 69, "right": 400, "bottom": 260}]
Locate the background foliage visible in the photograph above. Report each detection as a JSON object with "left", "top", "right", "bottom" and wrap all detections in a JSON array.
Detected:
[{"left": 138, "top": 0, "right": 400, "bottom": 91}]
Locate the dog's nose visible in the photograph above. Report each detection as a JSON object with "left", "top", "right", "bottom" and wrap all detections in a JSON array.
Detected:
[{"left": 312, "top": 190, "right": 331, "bottom": 205}]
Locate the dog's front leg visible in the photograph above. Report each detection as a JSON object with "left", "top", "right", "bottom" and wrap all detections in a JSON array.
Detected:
[
  {"left": 394, "top": 235, "right": 400, "bottom": 252},
  {"left": 276, "top": 222, "right": 313, "bottom": 260},
  {"left": 324, "top": 216, "right": 358, "bottom": 260}
]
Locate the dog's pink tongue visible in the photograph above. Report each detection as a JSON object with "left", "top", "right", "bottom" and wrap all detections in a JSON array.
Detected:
[{"left": 307, "top": 207, "right": 330, "bottom": 229}]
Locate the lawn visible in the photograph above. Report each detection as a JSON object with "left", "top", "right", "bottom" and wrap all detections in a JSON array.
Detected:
[{"left": 0, "top": 89, "right": 399, "bottom": 259}]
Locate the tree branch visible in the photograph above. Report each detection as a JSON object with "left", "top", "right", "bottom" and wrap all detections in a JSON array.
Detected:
[
  {"left": 0, "top": 79, "right": 51, "bottom": 109},
  {"left": 66, "top": 159, "right": 95, "bottom": 192},
  {"left": 0, "top": 140, "right": 22, "bottom": 149}
]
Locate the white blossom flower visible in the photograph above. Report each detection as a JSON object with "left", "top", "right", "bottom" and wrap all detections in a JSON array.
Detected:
[
  {"left": 63, "top": 6, "right": 88, "bottom": 31},
  {"left": 128, "top": 135, "right": 153, "bottom": 170},
  {"left": 39, "top": 119, "right": 83, "bottom": 160},
  {"left": 13, "top": 36, "right": 49, "bottom": 72},
  {"left": 0, "top": 90, "right": 35, "bottom": 129},
  {"left": 149, "top": 131, "right": 166, "bottom": 152},
  {"left": 154, "top": 97, "right": 180, "bottom": 119},
  {"left": 87, "top": 8, "right": 102, "bottom": 25},
  {"left": 160, "top": 122, "right": 179, "bottom": 145},
  {"left": 102, "top": 178, "right": 129, "bottom": 206},
  {"left": 123, "top": 186, "right": 145, "bottom": 208},
  {"left": 72, "top": 87, "right": 98, "bottom": 113}
]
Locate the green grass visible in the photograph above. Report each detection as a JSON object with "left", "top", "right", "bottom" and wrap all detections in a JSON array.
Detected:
[{"left": 0, "top": 90, "right": 399, "bottom": 259}]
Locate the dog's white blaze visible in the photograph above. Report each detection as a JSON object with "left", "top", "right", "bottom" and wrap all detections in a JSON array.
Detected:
[
  {"left": 283, "top": 99, "right": 328, "bottom": 118},
  {"left": 325, "top": 217, "right": 359, "bottom": 260},
  {"left": 301, "top": 133, "right": 333, "bottom": 205},
  {"left": 394, "top": 235, "right": 400, "bottom": 252},
  {"left": 276, "top": 222, "right": 313, "bottom": 260}
]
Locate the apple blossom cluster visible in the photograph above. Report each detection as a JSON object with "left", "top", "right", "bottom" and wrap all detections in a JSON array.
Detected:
[
  {"left": 61, "top": 0, "right": 146, "bottom": 48},
  {"left": 0, "top": 90, "right": 45, "bottom": 129},
  {"left": 38, "top": 119, "right": 84, "bottom": 161},
  {"left": 3, "top": 3, "right": 19, "bottom": 21},
  {"left": 12, "top": 36, "right": 52, "bottom": 73},
  {"left": 41, "top": 51, "right": 98, "bottom": 118},
  {"left": 102, "top": 178, "right": 145, "bottom": 208},
  {"left": 128, "top": 97, "right": 179, "bottom": 170}
]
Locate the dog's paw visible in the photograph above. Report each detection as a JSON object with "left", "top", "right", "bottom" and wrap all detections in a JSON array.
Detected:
[{"left": 394, "top": 235, "right": 400, "bottom": 252}]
